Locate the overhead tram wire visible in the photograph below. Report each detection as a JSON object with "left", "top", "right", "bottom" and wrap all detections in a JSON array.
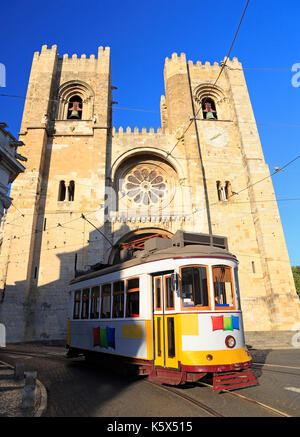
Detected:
[{"left": 184, "top": 0, "right": 250, "bottom": 239}]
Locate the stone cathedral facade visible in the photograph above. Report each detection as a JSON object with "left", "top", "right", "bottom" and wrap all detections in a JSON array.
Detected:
[{"left": 0, "top": 44, "right": 299, "bottom": 343}]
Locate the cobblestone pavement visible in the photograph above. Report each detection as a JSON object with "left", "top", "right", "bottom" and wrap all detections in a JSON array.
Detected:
[
  {"left": 0, "top": 344, "right": 209, "bottom": 417},
  {"left": 0, "top": 360, "right": 45, "bottom": 417},
  {"left": 0, "top": 343, "right": 299, "bottom": 418}
]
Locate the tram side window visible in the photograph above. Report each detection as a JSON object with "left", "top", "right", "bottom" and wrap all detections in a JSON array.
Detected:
[
  {"left": 101, "top": 283, "right": 111, "bottom": 319},
  {"left": 213, "top": 265, "right": 234, "bottom": 307},
  {"left": 181, "top": 266, "right": 209, "bottom": 308},
  {"left": 126, "top": 278, "right": 139, "bottom": 318},
  {"left": 81, "top": 288, "right": 90, "bottom": 319},
  {"left": 113, "top": 280, "right": 124, "bottom": 318},
  {"left": 73, "top": 290, "right": 81, "bottom": 319},
  {"left": 90, "top": 286, "right": 100, "bottom": 319}
]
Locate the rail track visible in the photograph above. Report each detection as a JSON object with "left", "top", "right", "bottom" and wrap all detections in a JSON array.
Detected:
[
  {"left": 1, "top": 347, "right": 296, "bottom": 417},
  {"left": 145, "top": 379, "right": 224, "bottom": 417},
  {"left": 197, "top": 379, "right": 292, "bottom": 417}
]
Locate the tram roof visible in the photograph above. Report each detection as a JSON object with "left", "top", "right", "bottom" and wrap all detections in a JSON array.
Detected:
[{"left": 70, "top": 243, "right": 237, "bottom": 285}]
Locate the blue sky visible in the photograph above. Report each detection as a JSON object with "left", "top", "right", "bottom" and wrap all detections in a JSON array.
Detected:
[{"left": 1, "top": 0, "right": 300, "bottom": 265}]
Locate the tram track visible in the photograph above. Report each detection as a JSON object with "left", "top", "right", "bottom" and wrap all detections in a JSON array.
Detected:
[
  {"left": 252, "top": 362, "right": 300, "bottom": 378},
  {"left": 197, "top": 380, "right": 292, "bottom": 417},
  {"left": 144, "top": 379, "right": 224, "bottom": 417},
  {"left": 1, "top": 348, "right": 296, "bottom": 417},
  {"left": 0, "top": 347, "right": 69, "bottom": 362}
]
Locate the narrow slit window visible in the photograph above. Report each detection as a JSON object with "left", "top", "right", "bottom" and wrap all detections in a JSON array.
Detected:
[
  {"left": 126, "top": 278, "right": 139, "bottom": 317},
  {"left": 155, "top": 277, "right": 162, "bottom": 310},
  {"left": 101, "top": 283, "right": 111, "bottom": 319},
  {"left": 167, "top": 317, "right": 176, "bottom": 358},
  {"left": 68, "top": 180, "right": 75, "bottom": 201},
  {"left": 157, "top": 317, "right": 161, "bottom": 357},
  {"left": 225, "top": 181, "right": 232, "bottom": 200},
  {"left": 165, "top": 276, "right": 174, "bottom": 310},
  {"left": 58, "top": 181, "right": 66, "bottom": 201}
]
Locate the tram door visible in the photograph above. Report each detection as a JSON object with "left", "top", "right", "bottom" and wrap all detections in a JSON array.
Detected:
[{"left": 153, "top": 274, "right": 178, "bottom": 369}]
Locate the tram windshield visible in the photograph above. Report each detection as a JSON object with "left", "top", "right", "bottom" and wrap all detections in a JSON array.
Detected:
[
  {"left": 181, "top": 266, "right": 209, "bottom": 308},
  {"left": 212, "top": 265, "right": 234, "bottom": 307}
]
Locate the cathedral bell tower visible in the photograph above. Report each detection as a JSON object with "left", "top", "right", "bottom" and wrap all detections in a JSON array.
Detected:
[{"left": 0, "top": 45, "right": 112, "bottom": 341}]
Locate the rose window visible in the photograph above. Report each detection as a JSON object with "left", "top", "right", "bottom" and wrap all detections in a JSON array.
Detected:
[{"left": 124, "top": 168, "right": 167, "bottom": 205}]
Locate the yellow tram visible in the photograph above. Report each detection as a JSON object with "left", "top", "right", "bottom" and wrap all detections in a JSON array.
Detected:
[{"left": 66, "top": 231, "right": 257, "bottom": 390}]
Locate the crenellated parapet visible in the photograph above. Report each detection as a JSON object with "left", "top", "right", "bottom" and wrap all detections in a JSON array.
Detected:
[
  {"left": 112, "top": 126, "right": 171, "bottom": 136},
  {"left": 33, "top": 44, "right": 110, "bottom": 61}
]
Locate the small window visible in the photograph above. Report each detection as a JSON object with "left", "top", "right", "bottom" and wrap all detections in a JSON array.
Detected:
[
  {"left": 73, "top": 290, "right": 81, "bottom": 319},
  {"left": 81, "top": 288, "right": 90, "bottom": 319},
  {"left": 58, "top": 181, "right": 66, "bottom": 201},
  {"left": 155, "top": 277, "right": 162, "bottom": 310},
  {"left": 202, "top": 98, "right": 217, "bottom": 120},
  {"left": 181, "top": 266, "right": 209, "bottom": 308},
  {"left": 101, "top": 283, "right": 111, "bottom": 319},
  {"left": 90, "top": 286, "right": 100, "bottom": 319},
  {"left": 213, "top": 265, "right": 234, "bottom": 307},
  {"left": 165, "top": 275, "right": 174, "bottom": 310},
  {"left": 225, "top": 181, "right": 232, "bottom": 200},
  {"left": 113, "top": 281, "right": 124, "bottom": 318},
  {"left": 167, "top": 317, "right": 176, "bottom": 358},
  {"left": 67, "top": 95, "right": 83, "bottom": 119},
  {"left": 217, "top": 181, "right": 228, "bottom": 201},
  {"left": 68, "top": 181, "right": 75, "bottom": 201},
  {"left": 126, "top": 278, "right": 139, "bottom": 317}
]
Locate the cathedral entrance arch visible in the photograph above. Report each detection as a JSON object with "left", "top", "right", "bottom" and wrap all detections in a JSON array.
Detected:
[{"left": 108, "top": 228, "right": 173, "bottom": 264}]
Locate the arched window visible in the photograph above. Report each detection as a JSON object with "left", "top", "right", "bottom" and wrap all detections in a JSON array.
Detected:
[
  {"left": 58, "top": 181, "right": 66, "bottom": 201},
  {"left": 68, "top": 180, "right": 75, "bottom": 201},
  {"left": 194, "top": 84, "right": 230, "bottom": 121},
  {"left": 225, "top": 181, "right": 232, "bottom": 200},
  {"left": 216, "top": 181, "right": 232, "bottom": 201},
  {"left": 202, "top": 98, "right": 217, "bottom": 120},
  {"left": 56, "top": 80, "right": 94, "bottom": 120},
  {"left": 67, "top": 96, "right": 83, "bottom": 120}
]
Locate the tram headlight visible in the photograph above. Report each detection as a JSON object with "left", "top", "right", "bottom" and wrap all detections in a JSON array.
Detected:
[
  {"left": 206, "top": 354, "right": 213, "bottom": 361},
  {"left": 225, "top": 335, "right": 236, "bottom": 348}
]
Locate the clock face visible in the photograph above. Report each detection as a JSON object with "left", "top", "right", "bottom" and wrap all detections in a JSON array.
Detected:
[{"left": 203, "top": 126, "right": 229, "bottom": 147}]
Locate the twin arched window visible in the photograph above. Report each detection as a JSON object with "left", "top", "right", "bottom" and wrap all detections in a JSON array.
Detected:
[{"left": 58, "top": 180, "right": 75, "bottom": 202}]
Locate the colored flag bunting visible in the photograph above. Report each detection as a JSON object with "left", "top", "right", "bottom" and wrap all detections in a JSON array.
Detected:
[{"left": 211, "top": 315, "right": 239, "bottom": 331}]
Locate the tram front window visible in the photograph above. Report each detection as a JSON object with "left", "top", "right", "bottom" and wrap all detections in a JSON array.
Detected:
[
  {"left": 181, "top": 266, "right": 209, "bottom": 308},
  {"left": 213, "top": 265, "right": 234, "bottom": 307}
]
